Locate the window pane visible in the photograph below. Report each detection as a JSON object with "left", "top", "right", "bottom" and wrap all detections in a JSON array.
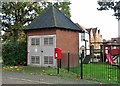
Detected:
[
  {"left": 81, "top": 33, "right": 85, "bottom": 41},
  {"left": 44, "top": 38, "right": 48, "bottom": 45},
  {"left": 49, "top": 38, "right": 53, "bottom": 45},
  {"left": 36, "top": 56, "right": 40, "bottom": 64},
  {"left": 31, "top": 56, "right": 35, "bottom": 64},
  {"left": 36, "top": 38, "right": 40, "bottom": 45},
  {"left": 31, "top": 38, "right": 35, "bottom": 45},
  {"left": 49, "top": 56, "right": 53, "bottom": 64},
  {"left": 44, "top": 56, "right": 48, "bottom": 64}
]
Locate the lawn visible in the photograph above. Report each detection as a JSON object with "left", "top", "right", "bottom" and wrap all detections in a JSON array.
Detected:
[
  {"left": 2, "top": 66, "right": 79, "bottom": 79},
  {"left": 69, "top": 63, "right": 120, "bottom": 84},
  {"left": 2, "top": 63, "right": 120, "bottom": 84}
]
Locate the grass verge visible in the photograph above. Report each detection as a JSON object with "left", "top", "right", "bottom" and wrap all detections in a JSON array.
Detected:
[{"left": 2, "top": 66, "right": 79, "bottom": 79}]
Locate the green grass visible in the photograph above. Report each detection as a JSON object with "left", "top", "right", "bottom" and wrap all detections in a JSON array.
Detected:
[
  {"left": 2, "top": 66, "right": 78, "bottom": 79},
  {"left": 69, "top": 63, "right": 120, "bottom": 84},
  {"left": 2, "top": 63, "right": 120, "bottom": 84}
]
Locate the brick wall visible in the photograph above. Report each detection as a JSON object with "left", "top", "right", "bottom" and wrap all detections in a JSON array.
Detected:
[
  {"left": 56, "top": 29, "right": 79, "bottom": 68},
  {"left": 27, "top": 29, "right": 56, "bottom": 36},
  {"left": 26, "top": 28, "right": 79, "bottom": 68}
]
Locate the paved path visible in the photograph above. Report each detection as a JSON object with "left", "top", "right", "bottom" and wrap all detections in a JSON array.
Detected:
[{"left": 2, "top": 71, "right": 101, "bottom": 84}]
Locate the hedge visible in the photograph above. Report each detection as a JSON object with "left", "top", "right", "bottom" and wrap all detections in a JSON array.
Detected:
[{"left": 2, "top": 41, "right": 27, "bottom": 66}]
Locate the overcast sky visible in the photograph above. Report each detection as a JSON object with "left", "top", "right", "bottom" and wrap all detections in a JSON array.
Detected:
[
  {"left": 70, "top": 0, "right": 118, "bottom": 40},
  {"left": 1, "top": 0, "right": 118, "bottom": 40}
]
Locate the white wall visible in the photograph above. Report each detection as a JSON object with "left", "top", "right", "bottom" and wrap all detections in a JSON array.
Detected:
[
  {"left": 79, "top": 32, "right": 90, "bottom": 56},
  {"left": 118, "top": 20, "right": 120, "bottom": 38}
]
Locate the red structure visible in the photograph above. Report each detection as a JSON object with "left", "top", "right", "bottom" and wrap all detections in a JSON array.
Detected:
[
  {"left": 103, "top": 44, "right": 120, "bottom": 56},
  {"left": 54, "top": 48, "right": 61, "bottom": 60},
  {"left": 103, "top": 43, "right": 120, "bottom": 65}
]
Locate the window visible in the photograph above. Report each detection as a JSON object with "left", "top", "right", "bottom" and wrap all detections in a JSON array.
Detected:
[
  {"left": 44, "top": 56, "right": 48, "bottom": 64},
  {"left": 49, "top": 56, "right": 53, "bottom": 64},
  {"left": 44, "top": 56, "right": 53, "bottom": 64},
  {"left": 31, "top": 38, "right": 40, "bottom": 45},
  {"left": 44, "top": 37, "right": 53, "bottom": 45},
  {"left": 36, "top": 38, "right": 40, "bottom": 45},
  {"left": 31, "top": 38, "right": 35, "bottom": 45},
  {"left": 31, "top": 56, "right": 35, "bottom": 64},
  {"left": 49, "top": 38, "right": 53, "bottom": 45},
  {"left": 31, "top": 56, "right": 40, "bottom": 64},
  {"left": 81, "top": 33, "right": 85, "bottom": 41},
  {"left": 36, "top": 56, "right": 40, "bottom": 64},
  {"left": 44, "top": 38, "right": 49, "bottom": 45}
]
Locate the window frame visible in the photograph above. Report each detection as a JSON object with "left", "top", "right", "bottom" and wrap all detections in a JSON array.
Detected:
[
  {"left": 31, "top": 56, "right": 40, "bottom": 64},
  {"left": 31, "top": 38, "right": 40, "bottom": 46},
  {"left": 44, "top": 37, "right": 54, "bottom": 46},
  {"left": 44, "top": 56, "right": 53, "bottom": 65},
  {"left": 81, "top": 32, "right": 85, "bottom": 41}
]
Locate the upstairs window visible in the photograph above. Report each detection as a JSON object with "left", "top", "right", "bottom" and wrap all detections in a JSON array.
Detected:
[
  {"left": 31, "top": 38, "right": 40, "bottom": 45},
  {"left": 81, "top": 33, "right": 85, "bottom": 41},
  {"left": 44, "top": 37, "right": 53, "bottom": 46}
]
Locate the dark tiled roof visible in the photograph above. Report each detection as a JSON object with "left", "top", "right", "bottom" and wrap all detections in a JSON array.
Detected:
[{"left": 26, "top": 5, "right": 83, "bottom": 32}]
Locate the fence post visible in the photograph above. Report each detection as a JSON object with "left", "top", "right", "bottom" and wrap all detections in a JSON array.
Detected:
[
  {"left": 90, "top": 45, "right": 94, "bottom": 62},
  {"left": 118, "top": 45, "right": 120, "bottom": 83},
  {"left": 81, "top": 50, "right": 84, "bottom": 79},
  {"left": 57, "top": 59, "right": 59, "bottom": 74},
  {"left": 59, "top": 59, "right": 61, "bottom": 68},
  {"left": 68, "top": 52, "right": 70, "bottom": 72}
]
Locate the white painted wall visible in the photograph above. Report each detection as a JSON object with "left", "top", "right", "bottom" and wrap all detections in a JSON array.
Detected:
[
  {"left": 79, "top": 32, "right": 90, "bottom": 56},
  {"left": 118, "top": 20, "right": 120, "bottom": 38}
]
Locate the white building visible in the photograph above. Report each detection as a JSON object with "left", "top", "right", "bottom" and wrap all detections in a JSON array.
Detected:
[
  {"left": 76, "top": 23, "right": 90, "bottom": 56},
  {"left": 118, "top": 20, "right": 120, "bottom": 38}
]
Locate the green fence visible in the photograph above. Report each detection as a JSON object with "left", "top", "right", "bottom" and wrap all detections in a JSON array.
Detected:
[{"left": 68, "top": 56, "right": 120, "bottom": 84}]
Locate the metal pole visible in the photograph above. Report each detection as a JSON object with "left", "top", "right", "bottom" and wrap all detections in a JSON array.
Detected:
[
  {"left": 84, "top": 39, "right": 88, "bottom": 56},
  {"left": 85, "top": 40, "right": 87, "bottom": 55},
  {"left": 68, "top": 52, "right": 70, "bottom": 72},
  {"left": 118, "top": 45, "right": 120, "bottom": 83},
  {"left": 103, "top": 44, "right": 105, "bottom": 62},
  {"left": 81, "top": 50, "right": 84, "bottom": 79},
  {"left": 57, "top": 59, "right": 59, "bottom": 74},
  {"left": 60, "top": 59, "right": 61, "bottom": 68}
]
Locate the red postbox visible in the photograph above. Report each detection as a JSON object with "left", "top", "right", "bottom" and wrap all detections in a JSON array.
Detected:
[{"left": 54, "top": 48, "right": 61, "bottom": 59}]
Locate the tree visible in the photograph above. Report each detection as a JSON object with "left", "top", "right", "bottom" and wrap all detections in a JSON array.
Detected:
[
  {"left": 1, "top": 2, "right": 71, "bottom": 42},
  {"left": 1, "top": 2, "right": 71, "bottom": 66},
  {"left": 97, "top": 0, "right": 120, "bottom": 19}
]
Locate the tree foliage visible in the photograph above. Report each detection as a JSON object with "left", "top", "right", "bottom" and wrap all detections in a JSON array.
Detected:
[
  {"left": 97, "top": 0, "right": 120, "bottom": 19},
  {"left": 1, "top": 2, "right": 71, "bottom": 42}
]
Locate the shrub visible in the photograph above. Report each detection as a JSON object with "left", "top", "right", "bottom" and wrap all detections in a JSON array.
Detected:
[{"left": 2, "top": 41, "right": 27, "bottom": 66}]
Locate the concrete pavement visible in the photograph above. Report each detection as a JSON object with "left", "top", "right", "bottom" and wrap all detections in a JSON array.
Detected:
[{"left": 2, "top": 71, "right": 101, "bottom": 84}]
